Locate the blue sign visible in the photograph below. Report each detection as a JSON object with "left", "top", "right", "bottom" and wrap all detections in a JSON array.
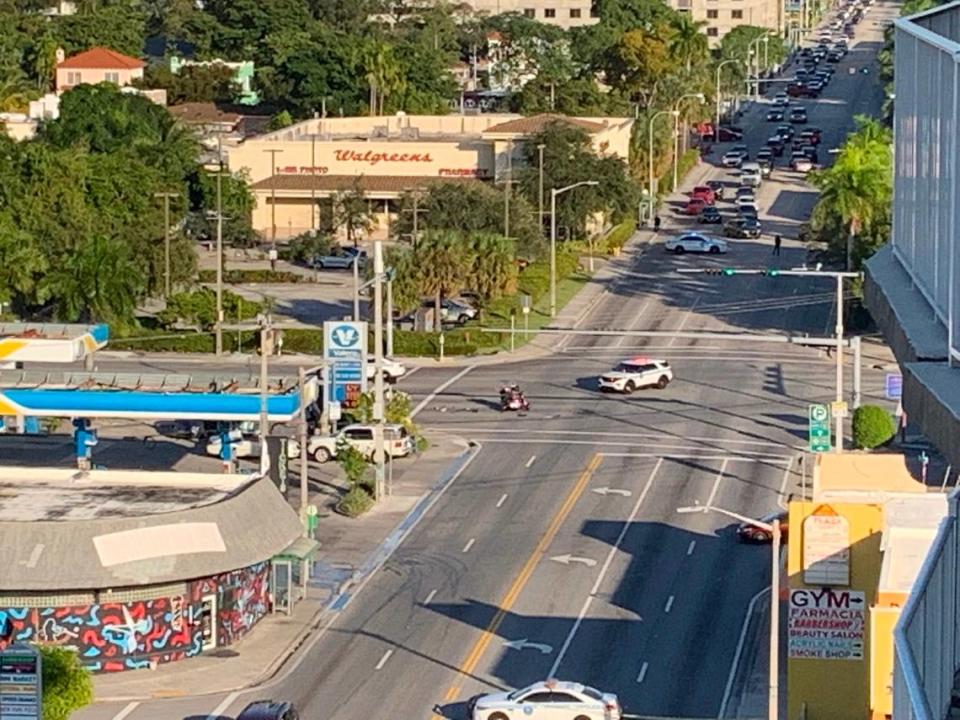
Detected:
[
  {"left": 885, "top": 373, "right": 903, "bottom": 400},
  {"left": 323, "top": 321, "right": 367, "bottom": 405}
]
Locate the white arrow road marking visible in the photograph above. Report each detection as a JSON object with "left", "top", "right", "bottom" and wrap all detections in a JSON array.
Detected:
[
  {"left": 592, "top": 487, "right": 632, "bottom": 497},
  {"left": 111, "top": 702, "right": 140, "bottom": 720},
  {"left": 664, "top": 595, "right": 675, "bottom": 613},
  {"left": 375, "top": 649, "right": 394, "bottom": 670},
  {"left": 551, "top": 554, "right": 598, "bottom": 567},
  {"left": 636, "top": 662, "right": 649, "bottom": 683},
  {"left": 496, "top": 493, "right": 508, "bottom": 508},
  {"left": 502, "top": 638, "right": 553, "bottom": 654},
  {"left": 462, "top": 538, "right": 475, "bottom": 553},
  {"left": 526, "top": 455, "right": 537, "bottom": 468},
  {"left": 423, "top": 589, "right": 437, "bottom": 606},
  {"left": 687, "top": 540, "right": 696, "bottom": 556}
]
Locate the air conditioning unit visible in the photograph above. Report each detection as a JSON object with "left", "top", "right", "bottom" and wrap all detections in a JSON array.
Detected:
[
  {"left": 371, "top": 125, "right": 389, "bottom": 138},
  {"left": 400, "top": 127, "right": 420, "bottom": 139}
]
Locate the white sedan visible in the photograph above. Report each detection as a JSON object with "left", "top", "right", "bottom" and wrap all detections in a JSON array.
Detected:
[
  {"left": 366, "top": 356, "right": 406, "bottom": 382},
  {"left": 721, "top": 150, "right": 748, "bottom": 167},
  {"left": 470, "top": 680, "right": 622, "bottom": 720},
  {"left": 664, "top": 232, "right": 728, "bottom": 255}
]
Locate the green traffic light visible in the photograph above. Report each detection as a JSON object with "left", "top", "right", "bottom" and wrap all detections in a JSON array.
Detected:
[
  {"left": 722, "top": 268, "right": 736, "bottom": 276},
  {"left": 766, "top": 269, "right": 780, "bottom": 277}
]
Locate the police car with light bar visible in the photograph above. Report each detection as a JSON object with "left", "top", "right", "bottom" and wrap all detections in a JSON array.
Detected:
[{"left": 598, "top": 356, "right": 673, "bottom": 393}]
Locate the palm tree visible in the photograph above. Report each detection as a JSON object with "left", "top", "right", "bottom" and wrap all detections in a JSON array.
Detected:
[
  {"left": 415, "top": 231, "right": 473, "bottom": 331},
  {"left": 467, "top": 232, "right": 516, "bottom": 317},
  {"left": 363, "top": 42, "right": 406, "bottom": 115},
  {"left": 668, "top": 14, "right": 709, "bottom": 74}
]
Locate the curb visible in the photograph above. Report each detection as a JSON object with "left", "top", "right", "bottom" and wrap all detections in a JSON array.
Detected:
[{"left": 96, "top": 438, "right": 480, "bottom": 703}]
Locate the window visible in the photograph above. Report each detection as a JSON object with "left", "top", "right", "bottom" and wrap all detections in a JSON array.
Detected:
[
  {"left": 707, "top": 9, "right": 718, "bottom": 17},
  {"left": 569, "top": 7, "right": 581, "bottom": 17},
  {"left": 550, "top": 693, "right": 581, "bottom": 702},
  {"left": 521, "top": 693, "right": 554, "bottom": 703},
  {"left": 67, "top": 71, "right": 81, "bottom": 85},
  {"left": 707, "top": 27, "right": 719, "bottom": 36},
  {"left": 104, "top": 71, "right": 120, "bottom": 84},
  {"left": 731, "top": 8, "right": 743, "bottom": 17},
  {"left": 544, "top": 7, "right": 556, "bottom": 17},
  {"left": 523, "top": 7, "right": 535, "bottom": 16}
]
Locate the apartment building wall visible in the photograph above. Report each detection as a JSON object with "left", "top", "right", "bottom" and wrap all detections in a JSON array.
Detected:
[
  {"left": 668, "top": 1, "right": 781, "bottom": 45},
  {"left": 464, "top": 0, "right": 597, "bottom": 28}
]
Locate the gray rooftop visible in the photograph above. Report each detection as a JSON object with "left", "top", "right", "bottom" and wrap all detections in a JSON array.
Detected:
[{"left": 1, "top": 471, "right": 302, "bottom": 590}]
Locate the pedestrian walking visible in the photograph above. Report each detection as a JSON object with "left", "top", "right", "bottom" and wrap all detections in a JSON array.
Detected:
[
  {"left": 654, "top": 215, "right": 661, "bottom": 233},
  {"left": 773, "top": 234, "right": 782, "bottom": 256}
]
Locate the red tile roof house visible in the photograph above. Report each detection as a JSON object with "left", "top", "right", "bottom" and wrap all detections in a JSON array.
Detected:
[{"left": 55, "top": 46, "right": 145, "bottom": 93}]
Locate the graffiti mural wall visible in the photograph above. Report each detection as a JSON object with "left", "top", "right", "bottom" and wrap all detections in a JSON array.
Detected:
[{"left": 0, "top": 561, "right": 272, "bottom": 672}]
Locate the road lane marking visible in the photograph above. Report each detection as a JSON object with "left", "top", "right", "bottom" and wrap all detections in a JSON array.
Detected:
[
  {"left": 111, "top": 703, "right": 140, "bottom": 720},
  {"left": 549, "top": 458, "right": 663, "bottom": 677},
  {"left": 718, "top": 588, "right": 769, "bottom": 719},
  {"left": 707, "top": 458, "right": 730, "bottom": 508},
  {"left": 637, "top": 662, "right": 649, "bottom": 683},
  {"left": 206, "top": 691, "right": 240, "bottom": 720},
  {"left": 687, "top": 540, "right": 697, "bottom": 556},
  {"left": 496, "top": 493, "right": 508, "bottom": 508},
  {"left": 462, "top": 538, "right": 476, "bottom": 553},
  {"left": 664, "top": 595, "right": 675, "bottom": 613},
  {"left": 424, "top": 589, "right": 437, "bottom": 606},
  {"left": 668, "top": 296, "right": 700, "bottom": 347},
  {"left": 431, "top": 427, "right": 792, "bottom": 449},
  {"left": 375, "top": 649, "right": 394, "bottom": 670},
  {"left": 526, "top": 455, "right": 537, "bottom": 468},
  {"left": 411, "top": 365, "right": 475, "bottom": 418},
  {"left": 436, "top": 453, "right": 603, "bottom": 714},
  {"left": 617, "top": 299, "right": 652, "bottom": 347},
  {"left": 473, "top": 442, "right": 794, "bottom": 461}
]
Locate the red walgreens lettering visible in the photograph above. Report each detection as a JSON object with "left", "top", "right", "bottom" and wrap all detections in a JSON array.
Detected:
[{"left": 333, "top": 150, "right": 433, "bottom": 165}]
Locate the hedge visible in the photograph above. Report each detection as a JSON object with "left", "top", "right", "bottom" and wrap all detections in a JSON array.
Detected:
[
  {"left": 852, "top": 405, "right": 896, "bottom": 449},
  {"left": 198, "top": 269, "right": 303, "bottom": 284}
]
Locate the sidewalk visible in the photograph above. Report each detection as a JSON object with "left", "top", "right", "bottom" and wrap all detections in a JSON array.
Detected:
[{"left": 90, "top": 434, "right": 474, "bottom": 702}]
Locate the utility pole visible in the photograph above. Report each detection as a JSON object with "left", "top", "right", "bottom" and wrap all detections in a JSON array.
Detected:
[
  {"left": 550, "top": 181, "right": 599, "bottom": 317},
  {"left": 503, "top": 140, "right": 513, "bottom": 238},
  {"left": 352, "top": 256, "right": 361, "bottom": 321},
  {"left": 298, "top": 366, "right": 309, "bottom": 533},
  {"left": 263, "top": 148, "right": 283, "bottom": 244},
  {"left": 154, "top": 191, "right": 178, "bottom": 298},
  {"left": 372, "top": 241, "right": 386, "bottom": 500},
  {"left": 834, "top": 273, "right": 844, "bottom": 453},
  {"left": 386, "top": 273, "right": 394, "bottom": 357},
  {"left": 770, "top": 518, "right": 781, "bottom": 720},
  {"left": 258, "top": 314, "right": 272, "bottom": 477},
  {"left": 310, "top": 134, "right": 317, "bottom": 232},
  {"left": 537, "top": 144, "right": 545, "bottom": 234},
  {"left": 215, "top": 144, "right": 225, "bottom": 356},
  {"left": 851, "top": 336, "right": 862, "bottom": 409}
]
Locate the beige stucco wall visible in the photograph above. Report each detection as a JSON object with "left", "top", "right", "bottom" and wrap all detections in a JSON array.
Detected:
[
  {"left": 669, "top": 0, "right": 782, "bottom": 46},
  {"left": 55, "top": 66, "right": 143, "bottom": 92}
]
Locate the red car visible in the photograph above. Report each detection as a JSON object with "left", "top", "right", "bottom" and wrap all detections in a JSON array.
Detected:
[
  {"left": 787, "top": 83, "right": 815, "bottom": 98},
  {"left": 737, "top": 510, "right": 789, "bottom": 543},
  {"left": 690, "top": 185, "right": 716, "bottom": 204},
  {"left": 684, "top": 198, "right": 708, "bottom": 215}
]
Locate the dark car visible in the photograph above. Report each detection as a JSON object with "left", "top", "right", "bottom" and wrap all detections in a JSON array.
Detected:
[
  {"left": 737, "top": 510, "right": 789, "bottom": 543},
  {"left": 789, "top": 109, "right": 808, "bottom": 124},
  {"left": 766, "top": 137, "right": 785, "bottom": 156},
  {"left": 724, "top": 218, "right": 762, "bottom": 238},
  {"left": 766, "top": 108, "right": 785, "bottom": 122},
  {"left": 698, "top": 206, "right": 723, "bottom": 224},
  {"left": 776, "top": 124, "right": 795, "bottom": 140},
  {"left": 801, "top": 144, "right": 819, "bottom": 162},
  {"left": 717, "top": 125, "right": 745, "bottom": 141},
  {"left": 706, "top": 179, "right": 726, "bottom": 200},
  {"left": 800, "top": 129, "right": 822, "bottom": 146},
  {"left": 787, "top": 83, "right": 813, "bottom": 98},
  {"left": 827, "top": 51, "right": 842, "bottom": 63},
  {"left": 236, "top": 701, "right": 300, "bottom": 720}
]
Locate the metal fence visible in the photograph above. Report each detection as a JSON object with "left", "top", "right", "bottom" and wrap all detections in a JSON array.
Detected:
[
  {"left": 893, "top": 3, "right": 960, "bottom": 363},
  {"left": 893, "top": 489, "right": 960, "bottom": 720}
]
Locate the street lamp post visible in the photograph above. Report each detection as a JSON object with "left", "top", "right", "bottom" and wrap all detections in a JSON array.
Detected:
[
  {"left": 263, "top": 148, "right": 283, "bottom": 244},
  {"left": 648, "top": 110, "right": 679, "bottom": 220},
  {"left": 154, "top": 191, "right": 179, "bottom": 299},
  {"left": 550, "top": 181, "right": 599, "bottom": 317},
  {"left": 673, "top": 93, "right": 706, "bottom": 189},
  {"left": 537, "top": 143, "right": 545, "bottom": 233},
  {"left": 715, "top": 59, "right": 740, "bottom": 138},
  {"left": 678, "top": 503, "right": 781, "bottom": 720},
  {"left": 748, "top": 33, "right": 772, "bottom": 102}
]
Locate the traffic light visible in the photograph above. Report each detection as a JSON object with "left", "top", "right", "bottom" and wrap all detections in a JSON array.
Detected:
[
  {"left": 722, "top": 268, "right": 736, "bottom": 276},
  {"left": 703, "top": 268, "right": 736, "bottom": 276},
  {"left": 765, "top": 269, "right": 780, "bottom": 277}
]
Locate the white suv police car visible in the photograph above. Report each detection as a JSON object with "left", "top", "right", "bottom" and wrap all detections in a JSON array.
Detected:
[{"left": 598, "top": 357, "right": 673, "bottom": 393}]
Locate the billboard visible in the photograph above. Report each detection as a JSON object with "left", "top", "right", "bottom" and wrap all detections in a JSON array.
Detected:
[
  {"left": 789, "top": 588, "right": 865, "bottom": 660},
  {"left": 323, "top": 321, "right": 367, "bottom": 408}
]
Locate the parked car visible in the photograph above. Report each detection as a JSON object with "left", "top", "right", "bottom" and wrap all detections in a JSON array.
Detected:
[
  {"left": 306, "top": 423, "right": 416, "bottom": 463},
  {"left": 664, "top": 232, "right": 728, "bottom": 254},
  {"left": 737, "top": 510, "right": 789, "bottom": 543},
  {"left": 439, "top": 298, "right": 477, "bottom": 324},
  {"left": 706, "top": 179, "right": 726, "bottom": 200},
  {"left": 311, "top": 246, "right": 367, "bottom": 270},
  {"left": 723, "top": 217, "right": 762, "bottom": 239},
  {"left": 735, "top": 196, "right": 759, "bottom": 215},
  {"left": 691, "top": 185, "right": 717, "bottom": 204},
  {"left": 469, "top": 680, "right": 622, "bottom": 720},
  {"left": 698, "top": 206, "right": 723, "bottom": 224},
  {"left": 365, "top": 356, "right": 407, "bottom": 382}
]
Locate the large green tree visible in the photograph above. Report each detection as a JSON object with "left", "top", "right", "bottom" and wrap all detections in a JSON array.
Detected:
[{"left": 416, "top": 230, "right": 474, "bottom": 331}]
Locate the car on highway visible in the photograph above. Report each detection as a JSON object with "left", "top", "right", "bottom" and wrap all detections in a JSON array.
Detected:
[
  {"left": 802, "top": 127, "right": 824, "bottom": 144},
  {"left": 469, "top": 680, "right": 623, "bottom": 720},
  {"left": 766, "top": 136, "right": 785, "bottom": 156},
  {"left": 690, "top": 185, "right": 717, "bottom": 204},
  {"left": 772, "top": 92, "right": 789, "bottom": 106},
  {"left": 310, "top": 246, "right": 367, "bottom": 270},
  {"left": 766, "top": 108, "right": 785, "bottom": 122},
  {"left": 684, "top": 197, "right": 709, "bottom": 215},
  {"left": 791, "top": 151, "right": 814, "bottom": 173},
  {"left": 236, "top": 700, "right": 300, "bottom": 720},
  {"left": 737, "top": 510, "right": 789, "bottom": 543},
  {"left": 756, "top": 156, "right": 773, "bottom": 178},
  {"left": 776, "top": 124, "right": 795, "bottom": 140},
  {"left": 305, "top": 423, "right": 415, "bottom": 463},
  {"left": 721, "top": 149, "right": 748, "bottom": 168},
  {"left": 599, "top": 356, "right": 674, "bottom": 392},
  {"left": 740, "top": 162, "right": 762, "bottom": 188},
  {"left": 365, "top": 356, "right": 406, "bottom": 382},
  {"left": 698, "top": 206, "right": 723, "bottom": 224},
  {"left": 706, "top": 179, "right": 727, "bottom": 200},
  {"left": 723, "top": 217, "right": 762, "bottom": 238},
  {"left": 737, "top": 204, "right": 759, "bottom": 220},
  {"left": 789, "top": 108, "right": 808, "bottom": 124},
  {"left": 787, "top": 83, "right": 814, "bottom": 98},
  {"left": 801, "top": 144, "right": 819, "bottom": 163},
  {"left": 734, "top": 186, "right": 755, "bottom": 200},
  {"left": 664, "top": 231, "right": 728, "bottom": 254}
]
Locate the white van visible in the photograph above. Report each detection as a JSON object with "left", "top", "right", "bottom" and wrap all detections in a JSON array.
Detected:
[{"left": 740, "top": 162, "right": 762, "bottom": 188}]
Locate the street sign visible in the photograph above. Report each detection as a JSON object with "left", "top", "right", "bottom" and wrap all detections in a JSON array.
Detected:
[
  {"left": 808, "top": 403, "right": 831, "bottom": 452},
  {"left": 885, "top": 373, "right": 903, "bottom": 400},
  {"left": 0, "top": 645, "right": 42, "bottom": 719},
  {"left": 788, "top": 588, "right": 865, "bottom": 660},
  {"left": 831, "top": 400, "right": 848, "bottom": 418},
  {"left": 323, "top": 321, "right": 367, "bottom": 406}
]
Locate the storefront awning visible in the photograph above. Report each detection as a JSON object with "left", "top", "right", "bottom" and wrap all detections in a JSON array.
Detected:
[{"left": 251, "top": 174, "right": 480, "bottom": 196}]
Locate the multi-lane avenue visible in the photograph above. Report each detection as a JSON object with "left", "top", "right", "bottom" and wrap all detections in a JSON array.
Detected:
[{"left": 74, "top": 4, "right": 897, "bottom": 719}]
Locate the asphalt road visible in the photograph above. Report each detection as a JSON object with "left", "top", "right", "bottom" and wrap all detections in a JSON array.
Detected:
[{"left": 71, "top": 5, "right": 898, "bottom": 719}]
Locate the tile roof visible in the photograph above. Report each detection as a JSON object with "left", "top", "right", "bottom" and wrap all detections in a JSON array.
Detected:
[
  {"left": 251, "top": 174, "right": 479, "bottom": 194},
  {"left": 483, "top": 114, "right": 607, "bottom": 135},
  {"left": 57, "top": 46, "right": 144, "bottom": 70},
  {"left": 168, "top": 102, "right": 242, "bottom": 125}
]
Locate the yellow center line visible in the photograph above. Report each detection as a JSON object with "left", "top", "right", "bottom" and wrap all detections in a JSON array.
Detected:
[{"left": 433, "top": 453, "right": 603, "bottom": 716}]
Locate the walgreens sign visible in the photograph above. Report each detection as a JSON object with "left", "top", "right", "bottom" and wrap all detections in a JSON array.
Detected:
[{"left": 333, "top": 149, "right": 434, "bottom": 165}]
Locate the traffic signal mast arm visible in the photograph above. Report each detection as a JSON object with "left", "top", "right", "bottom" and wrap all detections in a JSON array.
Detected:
[{"left": 676, "top": 268, "right": 861, "bottom": 279}]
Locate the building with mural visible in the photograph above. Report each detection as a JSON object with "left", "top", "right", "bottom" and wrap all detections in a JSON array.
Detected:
[
  {"left": 226, "top": 112, "right": 633, "bottom": 241},
  {"left": 0, "top": 468, "right": 306, "bottom": 672}
]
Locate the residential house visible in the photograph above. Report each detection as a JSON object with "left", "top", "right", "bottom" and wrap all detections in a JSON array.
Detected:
[{"left": 55, "top": 46, "right": 145, "bottom": 93}]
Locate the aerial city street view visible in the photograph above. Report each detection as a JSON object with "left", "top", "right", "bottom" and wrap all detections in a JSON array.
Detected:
[{"left": 1, "top": 0, "right": 959, "bottom": 718}]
